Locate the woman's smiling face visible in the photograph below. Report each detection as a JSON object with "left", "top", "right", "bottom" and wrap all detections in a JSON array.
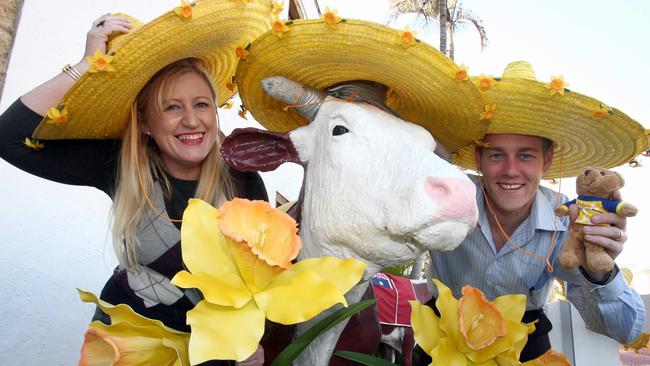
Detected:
[{"left": 141, "top": 71, "right": 218, "bottom": 180}]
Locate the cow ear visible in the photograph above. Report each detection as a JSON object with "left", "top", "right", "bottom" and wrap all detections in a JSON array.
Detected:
[{"left": 221, "top": 128, "right": 302, "bottom": 172}]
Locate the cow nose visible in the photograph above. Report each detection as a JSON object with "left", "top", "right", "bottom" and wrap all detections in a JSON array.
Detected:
[{"left": 425, "top": 177, "right": 478, "bottom": 225}]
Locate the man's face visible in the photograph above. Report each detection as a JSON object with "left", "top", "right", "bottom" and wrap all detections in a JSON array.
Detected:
[{"left": 475, "top": 134, "right": 552, "bottom": 218}]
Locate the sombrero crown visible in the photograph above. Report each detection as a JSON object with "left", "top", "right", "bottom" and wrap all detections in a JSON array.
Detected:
[
  {"left": 453, "top": 61, "right": 650, "bottom": 178},
  {"left": 33, "top": 0, "right": 274, "bottom": 140},
  {"left": 234, "top": 17, "right": 488, "bottom": 153}
]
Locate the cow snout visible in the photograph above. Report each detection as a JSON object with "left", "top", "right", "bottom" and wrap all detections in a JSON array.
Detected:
[{"left": 425, "top": 177, "right": 478, "bottom": 225}]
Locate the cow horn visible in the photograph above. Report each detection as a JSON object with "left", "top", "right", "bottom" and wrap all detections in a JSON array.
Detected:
[{"left": 261, "top": 76, "right": 326, "bottom": 121}]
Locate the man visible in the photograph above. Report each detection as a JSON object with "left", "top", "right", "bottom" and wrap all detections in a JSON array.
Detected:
[{"left": 426, "top": 62, "right": 648, "bottom": 362}]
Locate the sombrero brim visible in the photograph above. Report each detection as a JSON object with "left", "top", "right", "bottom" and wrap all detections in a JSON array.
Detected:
[
  {"left": 235, "top": 19, "right": 487, "bottom": 153},
  {"left": 33, "top": 0, "right": 273, "bottom": 140},
  {"left": 453, "top": 77, "right": 650, "bottom": 178}
]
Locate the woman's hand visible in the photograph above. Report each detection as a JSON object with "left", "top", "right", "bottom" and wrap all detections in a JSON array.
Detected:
[{"left": 83, "top": 14, "right": 132, "bottom": 60}]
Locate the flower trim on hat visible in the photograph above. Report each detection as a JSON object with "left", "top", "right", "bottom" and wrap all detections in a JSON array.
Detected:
[
  {"left": 321, "top": 7, "right": 342, "bottom": 27},
  {"left": 272, "top": 16, "right": 290, "bottom": 38},
  {"left": 221, "top": 99, "right": 235, "bottom": 109},
  {"left": 480, "top": 104, "right": 496, "bottom": 120},
  {"left": 455, "top": 65, "right": 469, "bottom": 81},
  {"left": 86, "top": 49, "right": 115, "bottom": 73},
  {"left": 45, "top": 104, "right": 68, "bottom": 126},
  {"left": 545, "top": 75, "right": 568, "bottom": 96},
  {"left": 174, "top": 0, "right": 193, "bottom": 19},
  {"left": 235, "top": 46, "right": 250, "bottom": 60},
  {"left": 592, "top": 104, "right": 612, "bottom": 119},
  {"left": 24, "top": 137, "right": 44, "bottom": 151},
  {"left": 477, "top": 74, "right": 495, "bottom": 90},
  {"left": 238, "top": 105, "right": 248, "bottom": 120},
  {"left": 226, "top": 80, "right": 236, "bottom": 92},
  {"left": 398, "top": 25, "right": 417, "bottom": 48},
  {"left": 272, "top": 0, "right": 284, "bottom": 15},
  {"left": 474, "top": 139, "right": 490, "bottom": 148}
]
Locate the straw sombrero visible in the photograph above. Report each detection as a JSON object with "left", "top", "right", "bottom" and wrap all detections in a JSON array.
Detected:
[
  {"left": 33, "top": 0, "right": 273, "bottom": 140},
  {"left": 234, "top": 18, "right": 487, "bottom": 153},
  {"left": 453, "top": 61, "right": 650, "bottom": 178}
]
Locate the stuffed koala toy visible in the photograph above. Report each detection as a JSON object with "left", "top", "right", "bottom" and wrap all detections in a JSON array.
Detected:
[{"left": 556, "top": 167, "right": 638, "bottom": 273}]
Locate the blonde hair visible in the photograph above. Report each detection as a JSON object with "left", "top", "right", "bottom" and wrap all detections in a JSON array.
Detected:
[{"left": 111, "top": 58, "right": 233, "bottom": 268}]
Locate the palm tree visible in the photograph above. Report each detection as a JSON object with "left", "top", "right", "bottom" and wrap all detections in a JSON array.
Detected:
[{"left": 390, "top": 0, "right": 487, "bottom": 60}]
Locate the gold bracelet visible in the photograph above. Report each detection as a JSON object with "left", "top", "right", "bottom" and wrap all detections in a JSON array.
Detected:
[{"left": 62, "top": 64, "right": 81, "bottom": 81}]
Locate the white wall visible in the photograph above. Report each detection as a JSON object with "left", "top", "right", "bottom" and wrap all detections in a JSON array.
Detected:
[{"left": 0, "top": 1, "right": 300, "bottom": 365}]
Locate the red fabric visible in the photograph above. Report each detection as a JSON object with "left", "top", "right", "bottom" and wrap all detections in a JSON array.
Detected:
[{"left": 372, "top": 273, "right": 417, "bottom": 326}]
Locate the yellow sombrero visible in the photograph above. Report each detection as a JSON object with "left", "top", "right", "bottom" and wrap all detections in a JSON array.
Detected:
[
  {"left": 33, "top": 0, "right": 274, "bottom": 140},
  {"left": 234, "top": 18, "right": 487, "bottom": 153},
  {"left": 453, "top": 61, "right": 650, "bottom": 178}
]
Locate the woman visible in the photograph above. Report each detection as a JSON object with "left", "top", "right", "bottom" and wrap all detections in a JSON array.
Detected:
[{"left": 0, "top": 1, "right": 273, "bottom": 364}]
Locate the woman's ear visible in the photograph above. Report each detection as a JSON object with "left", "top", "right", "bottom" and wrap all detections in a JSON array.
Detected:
[{"left": 139, "top": 122, "right": 151, "bottom": 136}]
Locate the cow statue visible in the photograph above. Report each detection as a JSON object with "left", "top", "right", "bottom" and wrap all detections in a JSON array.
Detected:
[{"left": 221, "top": 76, "right": 478, "bottom": 366}]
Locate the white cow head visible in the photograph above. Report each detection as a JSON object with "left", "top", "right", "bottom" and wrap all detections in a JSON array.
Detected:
[{"left": 222, "top": 77, "right": 478, "bottom": 277}]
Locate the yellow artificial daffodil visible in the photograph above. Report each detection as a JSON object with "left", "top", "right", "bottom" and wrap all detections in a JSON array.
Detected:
[
  {"left": 272, "top": 0, "right": 284, "bottom": 15},
  {"left": 46, "top": 105, "right": 68, "bottom": 125},
  {"left": 480, "top": 104, "right": 497, "bottom": 120},
  {"left": 545, "top": 75, "right": 568, "bottom": 96},
  {"left": 477, "top": 74, "right": 495, "bottom": 89},
  {"left": 171, "top": 198, "right": 366, "bottom": 364},
  {"left": 398, "top": 25, "right": 417, "bottom": 48},
  {"left": 474, "top": 139, "right": 491, "bottom": 148},
  {"left": 272, "top": 16, "right": 290, "bottom": 38},
  {"left": 174, "top": 0, "right": 193, "bottom": 19},
  {"left": 321, "top": 7, "right": 342, "bottom": 27},
  {"left": 77, "top": 289, "right": 190, "bottom": 366},
  {"left": 86, "top": 49, "right": 115, "bottom": 73},
  {"left": 410, "top": 280, "right": 536, "bottom": 365},
  {"left": 522, "top": 349, "right": 571, "bottom": 366},
  {"left": 455, "top": 65, "right": 469, "bottom": 81},
  {"left": 235, "top": 46, "right": 250, "bottom": 60},
  {"left": 592, "top": 104, "right": 610, "bottom": 119},
  {"left": 24, "top": 137, "right": 44, "bottom": 151}
]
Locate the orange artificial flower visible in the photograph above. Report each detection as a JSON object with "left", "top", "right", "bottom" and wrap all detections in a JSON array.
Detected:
[
  {"left": 238, "top": 106, "right": 248, "bottom": 120},
  {"left": 226, "top": 82, "right": 236, "bottom": 92},
  {"left": 545, "top": 75, "right": 568, "bottom": 96},
  {"left": 459, "top": 286, "right": 507, "bottom": 350},
  {"left": 321, "top": 7, "right": 342, "bottom": 27},
  {"left": 523, "top": 348, "right": 572, "bottom": 366},
  {"left": 235, "top": 46, "right": 250, "bottom": 60},
  {"left": 174, "top": 0, "right": 193, "bottom": 19},
  {"left": 272, "top": 16, "right": 290, "bottom": 38},
  {"left": 455, "top": 65, "right": 469, "bottom": 81},
  {"left": 592, "top": 104, "right": 610, "bottom": 119},
  {"left": 398, "top": 25, "right": 417, "bottom": 48},
  {"left": 477, "top": 74, "right": 495, "bottom": 89},
  {"left": 480, "top": 104, "right": 496, "bottom": 120}
]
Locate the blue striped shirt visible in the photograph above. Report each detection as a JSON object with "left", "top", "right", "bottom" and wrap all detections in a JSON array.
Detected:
[{"left": 427, "top": 179, "right": 645, "bottom": 343}]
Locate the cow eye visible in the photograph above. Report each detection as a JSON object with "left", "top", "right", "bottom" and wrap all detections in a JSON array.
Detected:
[{"left": 332, "top": 125, "right": 349, "bottom": 136}]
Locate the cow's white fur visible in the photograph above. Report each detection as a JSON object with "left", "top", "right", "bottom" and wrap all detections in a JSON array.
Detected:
[{"left": 286, "top": 97, "right": 477, "bottom": 365}]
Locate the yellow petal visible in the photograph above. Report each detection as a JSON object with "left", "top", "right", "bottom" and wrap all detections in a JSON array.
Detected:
[
  {"left": 410, "top": 300, "right": 444, "bottom": 354},
  {"left": 181, "top": 199, "right": 239, "bottom": 276},
  {"left": 433, "top": 280, "right": 469, "bottom": 352},
  {"left": 429, "top": 337, "right": 467, "bottom": 366},
  {"left": 459, "top": 286, "right": 506, "bottom": 350},
  {"left": 493, "top": 293, "right": 526, "bottom": 323},
  {"left": 78, "top": 289, "right": 183, "bottom": 332},
  {"left": 171, "top": 270, "right": 251, "bottom": 308},
  {"left": 523, "top": 349, "right": 571, "bottom": 366},
  {"left": 288, "top": 256, "right": 366, "bottom": 294},
  {"left": 227, "top": 237, "right": 284, "bottom": 293},
  {"left": 186, "top": 300, "right": 265, "bottom": 363},
  {"left": 254, "top": 269, "right": 347, "bottom": 324},
  {"left": 218, "top": 198, "right": 301, "bottom": 269}
]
